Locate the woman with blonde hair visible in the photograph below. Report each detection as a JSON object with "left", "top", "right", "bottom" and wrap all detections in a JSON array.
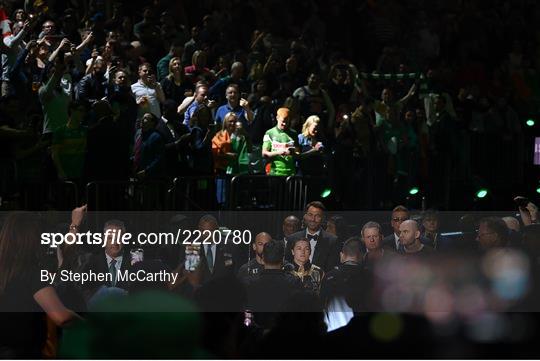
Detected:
[
  {"left": 159, "top": 57, "right": 193, "bottom": 106},
  {"left": 212, "top": 112, "right": 250, "bottom": 175},
  {"left": 297, "top": 115, "right": 327, "bottom": 175}
]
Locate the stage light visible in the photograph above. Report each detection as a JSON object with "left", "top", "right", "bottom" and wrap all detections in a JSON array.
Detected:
[
  {"left": 536, "top": 187, "right": 540, "bottom": 194},
  {"left": 321, "top": 188, "right": 332, "bottom": 198},
  {"left": 526, "top": 119, "right": 535, "bottom": 127},
  {"left": 408, "top": 187, "right": 419, "bottom": 195},
  {"left": 476, "top": 189, "right": 488, "bottom": 199}
]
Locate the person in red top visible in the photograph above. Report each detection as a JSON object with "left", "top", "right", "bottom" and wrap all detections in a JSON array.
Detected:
[{"left": 184, "top": 50, "right": 216, "bottom": 86}]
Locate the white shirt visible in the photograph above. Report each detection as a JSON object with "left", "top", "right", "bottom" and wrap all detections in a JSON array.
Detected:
[
  {"left": 393, "top": 233, "right": 400, "bottom": 250},
  {"left": 131, "top": 80, "right": 162, "bottom": 118},
  {"left": 306, "top": 229, "right": 321, "bottom": 263}
]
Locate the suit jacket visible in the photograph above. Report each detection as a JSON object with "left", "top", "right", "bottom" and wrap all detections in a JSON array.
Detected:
[
  {"left": 200, "top": 243, "right": 237, "bottom": 284},
  {"left": 81, "top": 251, "right": 132, "bottom": 300},
  {"left": 285, "top": 229, "right": 339, "bottom": 272},
  {"left": 383, "top": 233, "right": 400, "bottom": 251}
]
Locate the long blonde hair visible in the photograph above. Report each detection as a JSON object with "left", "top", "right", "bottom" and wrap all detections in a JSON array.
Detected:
[
  {"left": 302, "top": 115, "right": 320, "bottom": 137},
  {"left": 167, "top": 57, "right": 184, "bottom": 82},
  {"left": 222, "top": 112, "right": 238, "bottom": 132}
]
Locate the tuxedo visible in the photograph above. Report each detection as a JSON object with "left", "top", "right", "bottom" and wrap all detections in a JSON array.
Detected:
[{"left": 285, "top": 229, "right": 339, "bottom": 271}]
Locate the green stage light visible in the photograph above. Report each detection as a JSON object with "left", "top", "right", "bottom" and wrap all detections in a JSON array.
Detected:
[
  {"left": 321, "top": 188, "right": 332, "bottom": 198},
  {"left": 526, "top": 119, "right": 535, "bottom": 127},
  {"left": 536, "top": 187, "right": 540, "bottom": 194},
  {"left": 476, "top": 189, "right": 488, "bottom": 198},
  {"left": 408, "top": 187, "right": 419, "bottom": 195}
]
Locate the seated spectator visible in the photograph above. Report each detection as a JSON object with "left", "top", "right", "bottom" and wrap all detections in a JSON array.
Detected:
[
  {"left": 160, "top": 57, "right": 192, "bottom": 107},
  {"left": 211, "top": 112, "right": 250, "bottom": 175},
  {"left": 262, "top": 107, "right": 299, "bottom": 176},
  {"left": 288, "top": 238, "right": 324, "bottom": 294},
  {"left": 131, "top": 63, "right": 165, "bottom": 118},
  {"left": 297, "top": 115, "right": 327, "bottom": 175},
  {"left": 133, "top": 113, "right": 165, "bottom": 180}
]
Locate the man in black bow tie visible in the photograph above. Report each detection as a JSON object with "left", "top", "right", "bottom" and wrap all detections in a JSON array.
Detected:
[{"left": 285, "top": 201, "right": 338, "bottom": 271}]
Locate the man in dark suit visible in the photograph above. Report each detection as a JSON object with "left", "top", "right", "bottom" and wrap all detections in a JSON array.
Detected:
[
  {"left": 197, "top": 215, "right": 237, "bottom": 284},
  {"left": 382, "top": 205, "right": 410, "bottom": 252},
  {"left": 285, "top": 201, "right": 338, "bottom": 271},
  {"left": 81, "top": 219, "right": 133, "bottom": 301},
  {"left": 156, "top": 99, "right": 190, "bottom": 178}
]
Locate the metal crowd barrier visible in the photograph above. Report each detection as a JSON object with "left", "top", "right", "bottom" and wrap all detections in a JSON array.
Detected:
[{"left": 86, "top": 180, "right": 173, "bottom": 211}]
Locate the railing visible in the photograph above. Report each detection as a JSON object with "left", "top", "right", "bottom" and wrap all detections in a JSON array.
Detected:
[{"left": 85, "top": 180, "right": 173, "bottom": 211}]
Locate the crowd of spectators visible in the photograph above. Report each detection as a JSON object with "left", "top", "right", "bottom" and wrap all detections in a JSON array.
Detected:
[
  {"left": 0, "top": 0, "right": 535, "bottom": 211},
  {"left": 1, "top": 0, "right": 540, "bottom": 357},
  {"left": 1, "top": 199, "right": 540, "bottom": 358}
]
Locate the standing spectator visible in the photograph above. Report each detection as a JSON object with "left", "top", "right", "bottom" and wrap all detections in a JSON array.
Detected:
[
  {"left": 214, "top": 84, "right": 254, "bottom": 126},
  {"left": 361, "top": 221, "right": 392, "bottom": 270},
  {"left": 0, "top": 212, "right": 78, "bottom": 358},
  {"left": 212, "top": 112, "right": 250, "bottom": 175},
  {"left": 156, "top": 40, "right": 184, "bottom": 81},
  {"left": 131, "top": 63, "right": 165, "bottom": 118},
  {"left": 39, "top": 58, "right": 71, "bottom": 136},
  {"left": 208, "top": 62, "right": 249, "bottom": 104},
  {"left": 188, "top": 104, "right": 216, "bottom": 175},
  {"left": 2, "top": 20, "right": 30, "bottom": 96},
  {"left": 420, "top": 210, "right": 448, "bottom": 250},
  {"left": 51, "top": 101, "right": 87, "bottom": 182},
  {"left": 184, "top": 50, "right": 215, "bottom": 86},
  {"left": 182, "top": 26, "right": 202, "bottom": 66},
  {"left": 133, "top": 113, "right": 165, "bottom": 180},
  {"left": 156, "top": 100, "right": 190, "bottom": 178},
  {"left": 160, "top": 57, "right": 192, "bottom": 107},
  {"left": 262, "top": 107, "right": 299, "bottom": 176},
  {"left": 297, "top": 115, "right": 327, "bottom": 176},
  {"left": 293, "top": 73, "right": 335, "bottom": 133},
  {"left": 476, "top": 217, "right": 510, "bottom": 250},
  {"left": 382, "top": 205, "right": 409, "bottom": 252},
  {"left": 399, "top": 220, "right": 434, "bottom": 257},
  {"left": 75, "top": 58, "right": 107, "bottom": 106}
]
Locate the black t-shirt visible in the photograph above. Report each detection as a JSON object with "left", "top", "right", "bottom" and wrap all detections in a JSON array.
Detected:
[{"left": 0, "top": 265, "right": 49, "bottom": 355}]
